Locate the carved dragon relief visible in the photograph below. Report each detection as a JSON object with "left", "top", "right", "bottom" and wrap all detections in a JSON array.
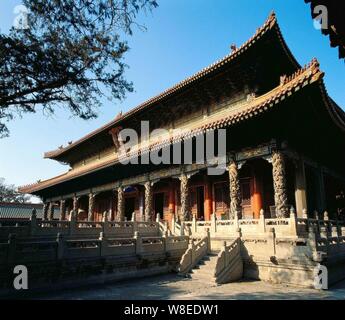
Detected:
[
  {"left": 272, "top": 151, "right": 289, "bottom": 218},
  {"left": 228, "top": 161, "right": 241, "bottom": 219}
]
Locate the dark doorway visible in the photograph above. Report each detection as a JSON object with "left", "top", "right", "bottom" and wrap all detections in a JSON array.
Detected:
[
  {"left": 196, "top": 186, "right": 205, "bottom": 219},
  {"left": 154, "top": 193, "right": 165, "bottom": 218},
  {"left": 125, "top": 197, "right": 135, "bottom": 221},
  {"left": 306, "top": 166, "right": 323, "bottom": 214}
]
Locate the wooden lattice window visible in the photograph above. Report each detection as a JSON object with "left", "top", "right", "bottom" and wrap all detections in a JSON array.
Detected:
[
  {"left": 214, "top": 183, "right": 229, "bottom": 212},
  {"left": 240, "top": 178, "right": 252, "bottom": 206},
  {"left": 190, "top": 189, "right": 197, "bottom": 215}
]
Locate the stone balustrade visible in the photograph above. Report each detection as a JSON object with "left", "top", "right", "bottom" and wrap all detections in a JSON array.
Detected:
[
  {"left": 0, "top": 232, "right": 189, "bottom": 266},
  {"left": 215, "top": 238, "right": 243, "bottom": 284},
  {"left": 0, "top": 211, "right": 160, "bottom": 240},
  {"left": 178, "top": 230, "right": 210, "bottom": 275},
  {"left": 177, "top": 209, "right": 345, "bottom": 241},
  {"left": 179, "top": 210, "right": 298, "bottom": 238}
]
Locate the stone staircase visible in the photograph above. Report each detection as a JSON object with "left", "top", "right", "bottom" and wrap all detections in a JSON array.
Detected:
[
  {"left": 181, "top": 238, "right": 243, "bottom": 285},
  {"left": 188, "top": 252, "right": 219, "bottom": 283}
]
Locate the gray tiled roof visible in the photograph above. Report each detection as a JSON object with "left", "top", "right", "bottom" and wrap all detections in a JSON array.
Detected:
[{"left": 0, "top": 203, "right": 60, "bottom": 220}]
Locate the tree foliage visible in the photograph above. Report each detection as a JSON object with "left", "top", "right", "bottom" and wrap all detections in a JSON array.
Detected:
[
  {"left": 0, "top": 178, "right": 30, "bottom": 203},
  {"left": 0, "top": 0, "right": 158, "bottom": 137}
]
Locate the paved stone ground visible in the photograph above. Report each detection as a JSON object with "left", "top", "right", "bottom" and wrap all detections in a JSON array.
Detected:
[{"left": 31, "top": 274, "right": 345, "bottom": 300}]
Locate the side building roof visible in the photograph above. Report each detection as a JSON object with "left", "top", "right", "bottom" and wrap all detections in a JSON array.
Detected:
[{"left": 0, "top": 202, "right": 60, "bottom": 220}]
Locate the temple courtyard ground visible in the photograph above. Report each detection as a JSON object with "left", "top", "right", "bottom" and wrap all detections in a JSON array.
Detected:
[{"left": 30, "top": 274, "right": 345, "bottom": 300}]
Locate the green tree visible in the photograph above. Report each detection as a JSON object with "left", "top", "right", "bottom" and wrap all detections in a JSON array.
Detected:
[
  {"left": 0, "top": 178, "right": 30, "bottom": 203},
  {"left": 0, "top": 0, "right": 158, "bottom": 137}
]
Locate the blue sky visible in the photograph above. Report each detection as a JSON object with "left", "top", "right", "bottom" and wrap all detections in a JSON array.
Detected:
[{"left": 0, "top": 0, "right": 344, "bottom": 190}]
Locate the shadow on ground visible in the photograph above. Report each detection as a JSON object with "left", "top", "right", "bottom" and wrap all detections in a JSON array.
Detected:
[{"left": 19, "top": 274, "right": 345, "bottom": 300}]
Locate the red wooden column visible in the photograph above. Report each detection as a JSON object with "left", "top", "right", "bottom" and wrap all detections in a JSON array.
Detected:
[
  {"left": 168, "top": 183, "right": 176, "bottom": 215},
  {"left": 252, "top": 173, "right": 263, "bottom": 219},
  {"left": 164, "top": 182, "right": 175, "bottom": 227},
  {"left": 204, "top": 179, "right": 213, "bottom": 221}
]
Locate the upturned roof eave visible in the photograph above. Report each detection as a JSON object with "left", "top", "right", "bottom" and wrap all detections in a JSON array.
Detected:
[
  {"left": 44, "top": 12, "right": 300, "bottom": 162},
  {"left": 20, "top": 59, "right": 332, "bottom": 195}
]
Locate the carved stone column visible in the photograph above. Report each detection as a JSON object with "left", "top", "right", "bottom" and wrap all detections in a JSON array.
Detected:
[
  {"left": 72, "top": 196, "right": 79, "bottom": 220},
  {"left": 88, "top": 193, "right": 95, "bottom": 221},
  {"left": 272, "top": 151, "right": 289, "bottom": 218},
  {"left": 59, "top": 200, "right": 66, "bottom": 221},
  {"left": 48, "top": 202, "right": 54, "bottom": 220},
  {"left": 144, "top": 181, "right": 153, "bottom": 222},
  {"left": 43, "top": 203, "right": 49, "bottom": 220},
  {"left": 228, "top": 161, "right": 241, "bottom": 219},
  {"left": 179, "top": 173, "right": 190, "bottom": 221},
  {"left": 117, "top": 187, "right": 125, "bottom": 221}
]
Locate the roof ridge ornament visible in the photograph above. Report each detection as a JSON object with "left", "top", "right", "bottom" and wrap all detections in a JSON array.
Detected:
[
  {"left": 246, "top": 92, "right": 256, "bottom": 102},
  {"left": 280, "top": 75, "right": 287, "bottom": 86},
  {"left": 115, "top": 111, "right": 123, "bottom": 120},
  {"left": 269, "top": 11, "right": 276, "bottom": 20},
  {"left": 279, "top": 58, "right": 322, "bottom": 86}
]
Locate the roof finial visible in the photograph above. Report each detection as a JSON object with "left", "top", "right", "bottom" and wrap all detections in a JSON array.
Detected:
[
  {"left": 115, "top": 111, "right": 123, "bottom": 120},
  {"left": 280, "top": 74, "right": 287, "bottom": 85},
  {"left": 230, "top": 44, "right": 237, "bottom": 53},
  {"left": 269, "top": 10, "right": 276, "bottom": 19},
  {"left": 310, "top": 57, "right": 320, "bottom": 70}
]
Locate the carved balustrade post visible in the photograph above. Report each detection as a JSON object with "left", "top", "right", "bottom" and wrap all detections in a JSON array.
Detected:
[
  {"left": 259, "top": 209, "right": 266, "bottom": 233},
  {"left": 99, "top": 232, "right": 107, "bottom": 257},
  {"left": 102, "top": 211, "right": 108, "bottom": 222},
  {"left": 30, "top": 209, "right": 37, "bottom": 236},
  {"left": 267, "top": 227, "right": 276, "bottom": 256},
  {"left": 205, "top": 228, "right": 211, "bottom": 254},
  {"left": 69, "top": 210, "right": 77, "bottom": 236},
  {"left": 289, "top": 207, "right": 298, "bottom": 236},
  {"left": 56, "top": 233, "right": 64, "bottom": 260},
  {"left": 171, "top": 215, "right": 176, "bottom": 234},
  {"left": 211, "top": 213, "right": 217, "bottom": 235},
  {"left": 134, "top": 231, "right": 142, "bottom": 254},
  {"left": 192, "top": 214, "right": 197, "bottom": 234},
  {"left": 308, "top": 226, "right": 318, "bottom": 253},
  {"left": 180, "top": 221, "right": 185, "bottom": 236},
  {"left": 228, "top": 160, "right": 241, "bottom": 219},
  {"left": 272, "top": 151, "right": 289, "bottom": 218},
  {"left": 117, "top": 187, "right": 125, "bottom": 221}
]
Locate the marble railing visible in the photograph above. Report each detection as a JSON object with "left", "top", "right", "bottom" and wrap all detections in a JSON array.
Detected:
[
  {"left": 215, "top": 238, "right": 243, "bottom": 284},
  {"left": 174, "top": 210, "right": 345, "bottom": 241},
  {"left": 0, "top": 211, "right": 160, "bottom": 240},
  {"left": 178, "top": 232, "right": 210, "bottom": 275},
  {"left": 0, "top": 232, "right": 189, "bottom": 265}
]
